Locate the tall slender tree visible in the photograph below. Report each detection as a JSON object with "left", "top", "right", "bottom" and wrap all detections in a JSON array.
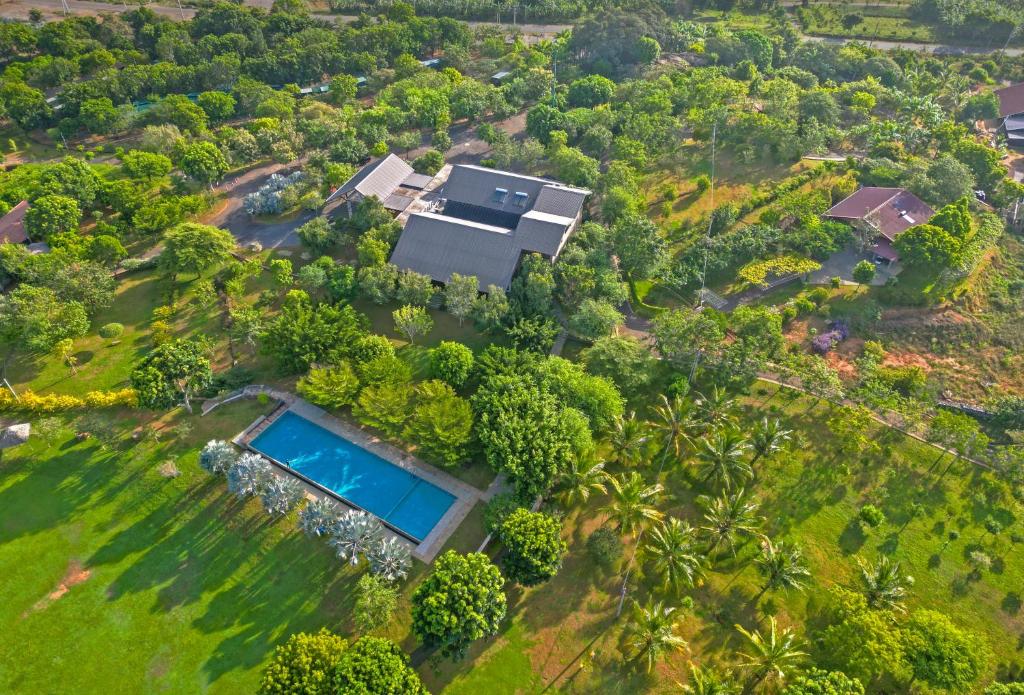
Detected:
[
  {"left": 749, "top": 417, "right": 792, "bottom": 467},
  {"left": 857, "top": 556, "right": 913, "bottom": 613},
  {"left": 699, "top": 489, "right": 763, "bottom": 558},
  {"left": 697, "top": 428, "right": 753, "bottom": 491},
  {"left": 554, "top": 453, "right": 610, "bottom": 508},
  {"left": 608, "top": 412, "right": 652, "bottom": 467},
  {"left": 623, "top": 599, "right": 688, "bottom": 673},
  {"left": 754, "top": 538, "right": 811, "bottom": 604},
  {"left": 601, "top": 471, "right": 663, "bottom": 535},
  {"left": 644, "top": 517, "right": 705, "bottom": 593},
  {"left": 735, "top": 618, "right": 806, "bottom": 692},
  {"left": 650, "top": 394, "right": 698, "bottom": 463}
]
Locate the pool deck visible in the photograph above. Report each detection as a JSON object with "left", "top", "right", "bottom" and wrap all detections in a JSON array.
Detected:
[{"left": 235, "top": 395, "right": 488, "bottom": 563}]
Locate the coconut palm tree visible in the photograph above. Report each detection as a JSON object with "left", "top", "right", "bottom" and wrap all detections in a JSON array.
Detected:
[
  {"left": 555, "top": 453, "right": 611, "bottom": 508},
  {"left": 644, "top": 517, "right": 705, "bottom": 593},
  {"left": 623, "top": 599, "right": 688, "bottom": 673},
  {"left": 698, "top": 488, "right": 763, "bottom": 558},
  {"left": 858, "top": 555, "right": 914, "bottom": 613},
  {"left": 680, "top": 663, "right": 741, "bottom": 695},
  {"left": 650, "top": 394, "right": 698, "bottom": 463},
  {"left": 734, "top": 618, "right": 806, "bottom": 692},
  {"left": 608, "top": 412, "right": 652, "bottom": 467},
  {"left": 753, "top": 538, "right": 811, "bottom": 604},
  {"left": 695, "top": 385, "right": 737, "bottom": 432},
  {"left": 697, "top": 428, "right": 753, "bottom": 491},
  {"left": 601, "top": 471, "right": 664, "bottom": 535},
  {"left": 749, "top": 418, "right": 792, "bottom": 468}
]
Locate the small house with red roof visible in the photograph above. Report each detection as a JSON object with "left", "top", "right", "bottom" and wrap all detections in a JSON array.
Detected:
[
  {"left": 995, "top": 83, "right": 1024, "bottom": 149},
  {"left": 823, "top": 187, "right": 934, "bottom": 265},
  {"left": 0, "top": 200, "right": 29, "bottom": 246}
]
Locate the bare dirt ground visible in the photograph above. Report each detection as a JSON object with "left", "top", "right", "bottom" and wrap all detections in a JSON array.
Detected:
[{"left": 25, "top": 560, "right": 91, "bottom": 615}]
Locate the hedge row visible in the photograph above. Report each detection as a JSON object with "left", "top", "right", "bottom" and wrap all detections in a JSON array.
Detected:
[{"left": 0, "top": 388, "right": 138, "bottom": 413}]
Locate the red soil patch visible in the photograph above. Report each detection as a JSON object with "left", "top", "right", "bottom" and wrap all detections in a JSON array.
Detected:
[{"left": 25, "top": 561, "right": 91, "bottom": 615}]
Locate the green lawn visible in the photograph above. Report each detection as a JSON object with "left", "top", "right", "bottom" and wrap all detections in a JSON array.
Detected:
[{"left": 0, "top": 399, "right": 488, "bottom": 694}]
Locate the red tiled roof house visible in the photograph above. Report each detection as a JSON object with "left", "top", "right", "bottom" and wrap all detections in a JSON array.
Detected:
[
  {"left": 0, "top": 200, "right": 30, "bottom": 245},
  {"left": 823, "top": 187, "right": 934, "bottom": 265}
]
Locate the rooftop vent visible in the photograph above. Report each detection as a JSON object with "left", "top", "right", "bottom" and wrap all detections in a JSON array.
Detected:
[
  {"left": 492, "top": 187, "right": 508, "bottom": 203},
  {"left": 512, "top": 191, "right": 529, "bottom": 207}
]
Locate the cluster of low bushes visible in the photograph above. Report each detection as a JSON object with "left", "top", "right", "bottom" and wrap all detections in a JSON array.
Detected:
[{"left": 0, "top": 388, "right": 137, "bottom": 413}]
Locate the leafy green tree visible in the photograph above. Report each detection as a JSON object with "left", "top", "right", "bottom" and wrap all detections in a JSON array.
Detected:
[
  {"left": 611, "top": 213, "right": 668, "bottom": 279},
  {"left": 730, "top": 305, "right": 784, "bottom": 361},
  {"left": 25, "top": 194, "right": 80, "bottom": 241},
  {"left": 581, "top": 336, "right": 656, "bottom": 395},
  {"left": 130, "top": 339, "right": 212, "bottom": 413},
  {"left": 258, "top": 628, "right": 347, "bottom": 695},
  {"left": 0, "top": 285, "right": 88, "bottom": 359},
  {"left": 412, "top": 149, "right": 444, "bottom": 175},
  {"left": 392, "top": 305, "right": 433, "bottom": 344},
  {"left": 261, "top": 290, "right": 367, "bottom": 373},
  {"left": 623, "top": 599, "right": 688, "bottom": 673},
  {"left": 430, "top": 340, "right": 474, "bottom": 387},
  {"left": 682, "top": 663, "right": 741, "bottom": 694},
  {"left": 79, "top": 97, "right": 125, "bottom": 134},
  {"left": 902, "top": 610, "right": 987, "bottom": 693},
  {"left": 353, "top": 572, "right": 398, "bottom": 633},
  {"left": 153, "top": 94, "right": 208, "bottom": 133},
  {"left": 197, "top": 91, "right": 236, "bottom": 122},
  {"left": 499, "top": 508, "right": 567, "bottom": 586},
  {"left": 782, "top": 668, "right": 864, "bottom": 695},
  {"left": 735, "top": 618, "right": 806, "bottom": 692},
  {"left": 852, "top": 260, "right": 876, "bottom": 285},
  {"left": 332, "top": 637, "right": 427, "bottom": 694},
  {"left": 471, "top": 284, "right": 509, "bottom": 330},
  {"left": 651, "top": 309, "right": 724, "bottom": 368},
  {"left": 569, "top": 298, "right": 623, "bottom": 340},
  {"left": 0, "top": 80, "right": 51, "bottom": 129},
  {"left": 411, "top": 550, "right": 506, "bottom": 660},
  {"left": 395, "top": 269, "right": 436, "bottom": 306},
  {"left": 40, "top": 261, "right": 116, "bottom": 316},
  {"left": 472, "top": 375, "right": 580, "bottom": 499},
  {"left": 443, "top": 273, "right": 478, "bottom": 324},
  {"left": 122, "top": 150, "right": 174, "bottom": 182},
  {"left": 160, "top": 223, "right": 235, "bottom": 280},
  {"left": 894, "top": 224, "right": 961, "bottom": 268},
  {"left": 179, "top": 140, "right": 229, "bottom": 187},
  {"left": 358, "top": 263, "right": 398, "bottom": 304},
  {"left": 644, "top": 517, "right": 705, "bottom": 592},
  {"left": 819, "top": 589, "right": 908, "bottom": 684},
  {"left": 985, "top": 684, "right": 1024, "bottom": 695},
  {"left": 297, "top": 364, "right": 360, "bottom": 409},
  {"left": 353, "top": 383, "right": 413, "bottom": 436},
  {"left": 567, "top": 74, "right": 616, "bottom": 108},
  {"left": 296, "top": 217, "right": 339, "bottom": 254},
  {"left": 601, "top": 471, "right": 664, "bottom": 535},
  {"left": 403, "top": 387, "right": 473, "bottom": 466}
]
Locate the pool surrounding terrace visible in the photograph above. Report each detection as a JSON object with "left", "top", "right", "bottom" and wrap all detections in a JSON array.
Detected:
[
  {"left": 234, "top": 395, "right": 487, "bottom": 562},
  {"left": 250, "top": 411, "right": 455, "bottom": 541}
]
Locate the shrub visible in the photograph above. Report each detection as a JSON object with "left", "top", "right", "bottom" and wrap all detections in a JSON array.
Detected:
[
  {"left": 429, "top": 341, "right": 474, "bottom": 387},
  {"left": 499, "top": 508, "right": 567, "bottom": 585},
  {"left": 0, "top": 388, "right": 137, "bottom": 413},
  {"left": 99, "top": 322, "right": 124, "bottom": 339},
  {"left": 258, "top": 628, "right": 346, "bottom": 695},
  {"left": 484, "top": 493, "right": 524, "bottom": 534},
  {"left": 858, "top": 504, "right": 885, "bottom": 528},
  {"left": 587, "top": 526, "right": 622, "bottom": 568}
]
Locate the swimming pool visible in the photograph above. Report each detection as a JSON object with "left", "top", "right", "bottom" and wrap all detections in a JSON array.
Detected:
[{"left": 249, "top": 411, "right": 456, "bottom": 542}]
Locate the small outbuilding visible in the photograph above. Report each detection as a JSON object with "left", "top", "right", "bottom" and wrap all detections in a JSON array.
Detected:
[
  {"left": 490, "top": 71, "right": 511, "bottom": 86},
  {"left": 995, "top": 83, "right": 1024, "bottom": 149}
]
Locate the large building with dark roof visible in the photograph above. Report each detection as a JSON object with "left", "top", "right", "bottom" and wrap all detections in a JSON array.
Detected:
[
  {"left": 823, "top": 187, "right": 934, "bottom": 264},
  {"left": 996, "top": 83, "right": 1024, "bottom": 149},
  {"left": 389, "top": 165, "right": 589, "bottom": 291}
]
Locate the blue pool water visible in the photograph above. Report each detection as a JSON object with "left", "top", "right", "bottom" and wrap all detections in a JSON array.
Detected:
[{"left": 250, "top": 411, "right": 456, "bottom": 541}]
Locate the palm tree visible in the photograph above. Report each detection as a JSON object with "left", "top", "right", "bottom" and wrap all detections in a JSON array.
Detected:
[
  {"left": 367, "top": 535, "right": 412, "bottom": 582},
  {"left": 695, "top": 385, "right": 737, "bottom": 432},
  {"left": 749, "top": 418, "right": 792, "bottom": 468},
  {"left": 699, "top": 489, "right": 762, "bottom": 558},
  {"left": 698, "top": 489, "right": 762, "bottom": 558},
  {"left": 623, "top": 599, "right": 688, "bottom": 672},
  {"left": 609, "top": 412, "right": 652, "bottom": 467},
  {"left": 644, "top": 517, "right": 705, "bottom": 593},
  {"left": 697, "top": 428, "right": 753, "bottom": 491},
  {"left": 329, "top": 510, "right": 384, "bottom": 566},
  {"left": 734, "top": 618, "right": 806, "bottom": 692},
  {"left": 680, "top": 662, "right": 741, "bottom": 695},
  {"left": 555, "top": 453, "right": 611, "bottom": 508},
  {"left": 650, "top": 394, "right": 698, "bottom": 463},
  {"left": 298, "top": 497, "right": 342, "bottom": 538},
  {"left": 858, "top": 555, "right": 914, "bottom": 613},
  {"left": 753, "top": 538, "right": 811, "bottom": 604},
  {"left": 601, "top": 471, "right": 663, "bottom": 535}
]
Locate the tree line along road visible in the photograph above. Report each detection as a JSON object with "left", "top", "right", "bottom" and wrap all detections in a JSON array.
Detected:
[{"left": 0, "top": 0, "right": 1018, "bottom": 56}]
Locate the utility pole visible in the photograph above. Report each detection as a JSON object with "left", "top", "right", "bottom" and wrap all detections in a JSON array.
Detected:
[
  {"left": 176, "top": 0, "right": 186, "bottom": 21},
  {"left": 60, "top": 0, "right": 71, "bottom": 16}
]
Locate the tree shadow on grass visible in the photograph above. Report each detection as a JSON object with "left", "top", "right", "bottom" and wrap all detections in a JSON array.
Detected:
[{"left": 838, "top": 519, "right": 867, "bottom": 554}]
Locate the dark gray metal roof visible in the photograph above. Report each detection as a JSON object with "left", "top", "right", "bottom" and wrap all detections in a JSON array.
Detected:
[
  {"left": 326, "top": 154, "right": 414, "bottom": 204},
  {"left": 389, "top": 212, "right": 520, "bottom": 291},
  {"left": 1004, "top": 114, "right": 1024, "bottom": 131},
  {"left": 515, "top": 210, "right": 574, "bottom": 256},
  {"left": 383, "top": 193, "right": 414, "bottom": 212},
  {"left": 532, "top": 185, "right": 587, "bottom": 219},
  {"left": 442, "top": 165, "right": 589, "bottom": 218}
]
